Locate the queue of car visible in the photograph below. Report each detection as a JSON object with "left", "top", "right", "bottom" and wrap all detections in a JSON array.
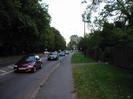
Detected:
[{"left": 13, "top": 50, "right": 70, "bottom": 73}]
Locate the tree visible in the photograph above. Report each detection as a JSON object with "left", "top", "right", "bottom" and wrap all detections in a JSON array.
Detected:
[
  {"left": 68, "top": 35, "right": 80, "bottom": 50},
  {"left": 0, "top": 0, "right": 51, "bottom": 55},
  {"left": 42, "top": 27, "right": 66, "bottom": 51},
  {"left": 80, "top": 0, "right": 133, "bottom": 67}
]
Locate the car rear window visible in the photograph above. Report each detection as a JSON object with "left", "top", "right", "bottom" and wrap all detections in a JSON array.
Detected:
[
  {"left": 25, "top": 56, "right": 35, "bottom": 62},
  {"left": 49, "top": 52, "right": 57, "bottom": 55}
]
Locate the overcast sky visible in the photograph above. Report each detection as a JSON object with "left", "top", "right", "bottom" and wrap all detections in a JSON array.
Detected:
[{"left": 42, "top": 0, "right": 88, "bottom": 43}]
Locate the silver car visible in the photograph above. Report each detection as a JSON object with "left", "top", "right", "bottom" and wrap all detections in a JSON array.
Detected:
[{"left": 47, "top": 51, "right": 59, "bottom": 60}]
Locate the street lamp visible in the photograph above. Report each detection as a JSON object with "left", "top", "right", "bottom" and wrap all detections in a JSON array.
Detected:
[
  {"left": 82, "top": 11, "right": 88, "bottom": 37},
  {"left": 82, "top": 13, "right": 85, "bottom": 37}
]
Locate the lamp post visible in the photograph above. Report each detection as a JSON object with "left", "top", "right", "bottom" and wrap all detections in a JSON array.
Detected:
[
  {"left": 83, "top": 20, "right": 85, "bottom": 37},
  {"left": 82, "top": 12, "right": 87, "bottom": 37}
]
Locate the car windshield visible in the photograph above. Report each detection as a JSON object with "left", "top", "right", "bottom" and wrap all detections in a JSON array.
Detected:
[
  {"left": 17, "top": 55, "right": 35, "bottom": 63},
  {"left": 25, "top": 56, "right": 35, "bottom": 62},
  {"left": 49, "top": 52, "right": 57, "bottom": 55},
  {"left": 60, "top": 51, "right": 64, "bottom": 53}
]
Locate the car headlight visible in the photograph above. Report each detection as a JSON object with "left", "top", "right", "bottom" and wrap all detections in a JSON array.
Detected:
[
  {"left": 14, "top": 65, "right": 18, "bottom": 68},
  {"left": 27, "top": 65, "right": 34, "bottom": 68}
]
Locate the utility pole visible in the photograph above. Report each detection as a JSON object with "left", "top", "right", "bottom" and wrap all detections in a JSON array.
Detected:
[
  {"left": 84, "top": 21, "right": 86, "bottom": 37},
  {"left": 82, "top": 12, "right": 87, "bottom": 37}
]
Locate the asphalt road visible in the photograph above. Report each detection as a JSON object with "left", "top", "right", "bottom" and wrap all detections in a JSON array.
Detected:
[
  {"left": 0, "top": 55, "right": 60, "bottom": 99},
  {"left": 0, "top": 54, "right": 74, "bottom": 99},
  {"left": 35, "top": 54, "right": 74, "bottom": 99},
  {"left": 0, "top": 56, "right": 22, "bottom": 68}
]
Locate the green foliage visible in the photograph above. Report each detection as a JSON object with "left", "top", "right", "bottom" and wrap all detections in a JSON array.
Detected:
[
  {"left": 78, "top": 20, "right": 133, "bottom": 67},
  {"left": 68, "top": 35, "right": 80, "bottom": 50},
  {"left": 42, "top": 27, "right": 66, "bottom": 51},
  {"left": 71, "top": 52, "right": 95, "bottom": 63},
  {"left": 79, "top": 0, "right": 133, "bottom": 67},
  {"left": 0, "top": 0, "right": 66, "bottom": 55}
]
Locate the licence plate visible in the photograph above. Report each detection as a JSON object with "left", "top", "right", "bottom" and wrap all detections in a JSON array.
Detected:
[{"left": 19, "top": 68, "right": 26, "bottom": 70}]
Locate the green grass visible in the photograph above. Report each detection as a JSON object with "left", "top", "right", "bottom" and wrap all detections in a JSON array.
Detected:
[
  {"left": 71, "top": 52, "right": 95, "bottom": 63},
  {"left": 73, "top": 64, "right": 133, "bottom": 99}
]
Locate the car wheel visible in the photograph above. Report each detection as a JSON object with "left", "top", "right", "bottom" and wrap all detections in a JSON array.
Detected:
[
  {"left": 57, "top": 57, "right": 59, "bottom": 60},
  {"left": 31, "top": 67, "right": 36, "bottom": 73},
  {"left": 14, "top": 70, "right": 18, "bottom": 73},
  {"left": 39, "top": 64, "right": 42, "bottom": 69},
  {"left": 55, "top": 57, "right": 57, "bottom": 60}
]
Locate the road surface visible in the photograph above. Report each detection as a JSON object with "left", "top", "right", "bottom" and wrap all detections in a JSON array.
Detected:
[
  {"left": 35, "top": 54, "right": 74, "bottom": 99},
  {"left": 0, "top": 54, "right": 74, "bottom": 99}
]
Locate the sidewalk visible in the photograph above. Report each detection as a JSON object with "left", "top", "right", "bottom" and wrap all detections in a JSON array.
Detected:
[{"left": 35, "top": 55, "right": 75, "bottom": 99}]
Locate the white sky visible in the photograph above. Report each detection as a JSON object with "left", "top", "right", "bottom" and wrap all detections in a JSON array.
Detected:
[{"left": 42, "top": 0, "right": 88, "bottom": 44}]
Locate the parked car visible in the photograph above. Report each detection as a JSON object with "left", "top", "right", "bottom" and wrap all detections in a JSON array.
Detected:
[
  {"left": 47, "top": 51, "right": 59, "bottom": 60},
  {"left": 59, "top": 51, "right": 65, "bottom": 56},
  {"left": 14, "top": 54, "right": 42, "bottom": 73}
]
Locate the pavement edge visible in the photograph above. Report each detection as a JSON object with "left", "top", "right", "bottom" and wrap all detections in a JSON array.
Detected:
[{"left": 31, "top": 61, "right": 60, "bottom": 99}]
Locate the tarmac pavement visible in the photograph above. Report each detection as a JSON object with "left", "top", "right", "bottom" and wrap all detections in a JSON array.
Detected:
[{"left": 35, "top": 54, "right": 75, "bottom": 99}]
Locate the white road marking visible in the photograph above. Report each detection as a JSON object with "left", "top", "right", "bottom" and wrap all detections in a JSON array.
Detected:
[
  {"left": 0, "top": 70, "right": 13, "bottom": 76},
  {"left": 0, "top": 70, "right": 6, "bottom": 73},
  {"left": 0, "top": 65, "right": 14, "bottom": 76}
]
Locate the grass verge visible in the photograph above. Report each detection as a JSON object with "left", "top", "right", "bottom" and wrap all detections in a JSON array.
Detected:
[
  {"left": 72, "top": 52, "right": 133, "bottom": 99},
  {"left": 71, "top": 52, "right": 95, "bottom": 63},
  {"left": 73, "top": 64, "right": 133, "bottom": 99}
]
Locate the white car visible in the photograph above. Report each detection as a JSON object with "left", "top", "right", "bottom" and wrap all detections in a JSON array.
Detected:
[{"left": 47, "top": 51, "right": 59, "bottom": 60}]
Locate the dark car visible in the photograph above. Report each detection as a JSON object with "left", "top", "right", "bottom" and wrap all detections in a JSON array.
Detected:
[
  {"left": 47, "top": 51, "right": 59, "bottom": 60},
  {"left": 14, "top": 54, "right": 42, "bottom": 73}
]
